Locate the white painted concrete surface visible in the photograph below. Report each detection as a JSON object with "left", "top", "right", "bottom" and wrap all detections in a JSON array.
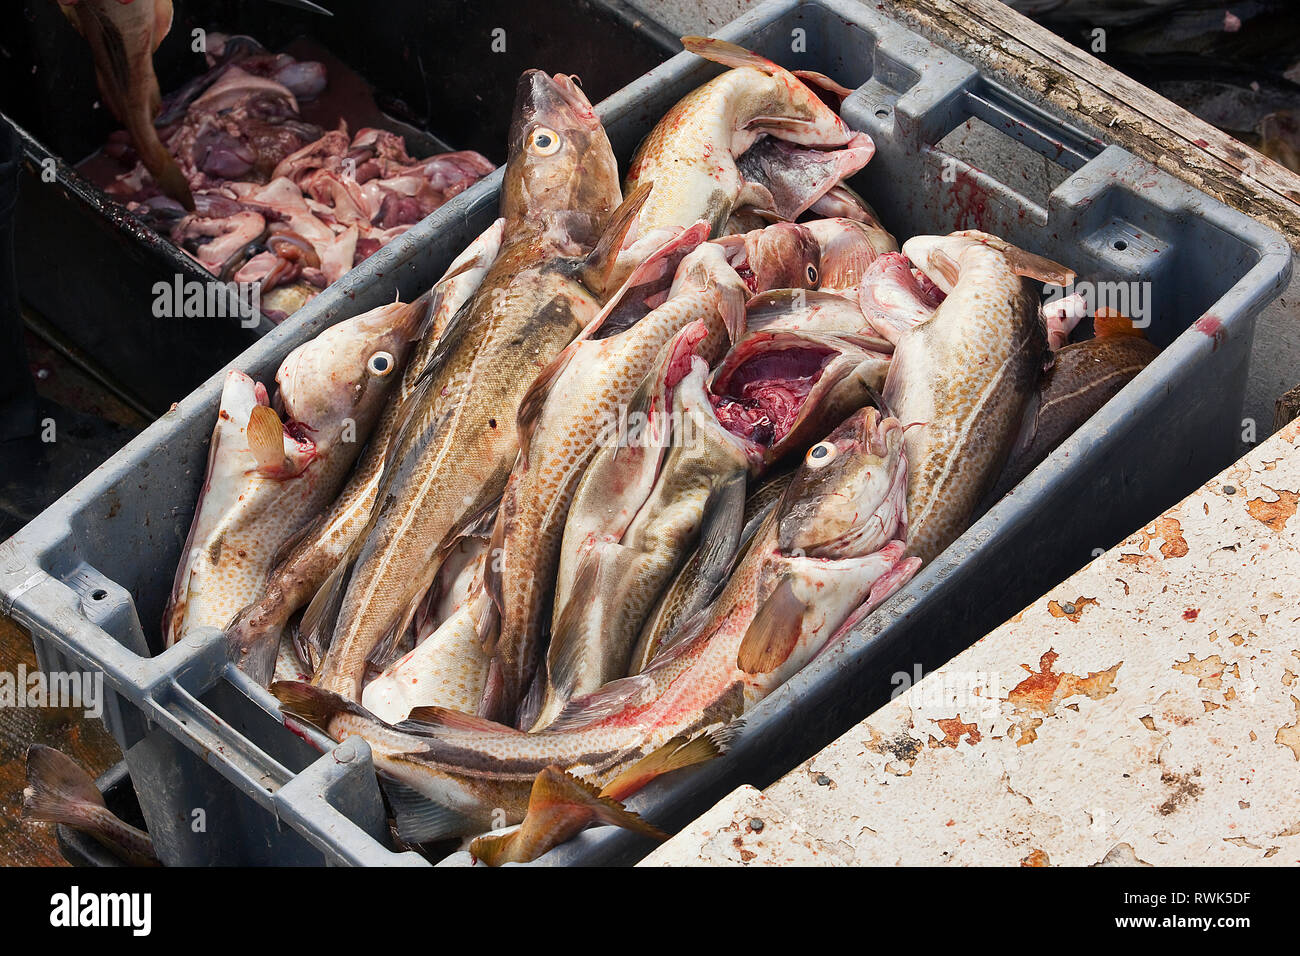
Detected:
[{"left": 643, "top": 417, "right": 1300, "bottom": 865}]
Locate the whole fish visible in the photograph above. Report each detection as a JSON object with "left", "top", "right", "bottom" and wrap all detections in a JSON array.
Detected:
[
  {"left": 164, "top": 297, "right": 424, "bottom": 647},
  {"left": 630, "top": 468, "right": 794, "bottom": 674},
  {"left": 58, "top": 0, "right": 193, "bottom": 209},
  {"left": 311, "top": 72, "right": 640, "bottom": 701},
  {"left": 985, "top": 313, "right": 1159, "bottom": 503},
  {"left": 886, "top": 231, "right": 1074, "bottom": 563},
  {"left": 271, "top": 404, "right": 919, "bottom": 863},
  {"left": 23, "top": 745, "right": 158, "bottom": 866},
  {"left": 226, "top": 220, "right": 504, "bottom": 684},
  {"left": 624, "top": 37, "right": 857, "bottom": 242}
]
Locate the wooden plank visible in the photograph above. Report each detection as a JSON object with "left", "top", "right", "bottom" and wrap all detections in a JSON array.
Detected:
[
  {"left": 0, "top": 615, "right": 121, "bottom": 866},
  {"left": 892, "top": 0, "right": 1300, "bottom": 245}
]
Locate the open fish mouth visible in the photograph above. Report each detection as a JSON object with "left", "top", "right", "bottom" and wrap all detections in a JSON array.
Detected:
[{"left": 709, "top": 343, "right": 837, "bottom": 447}]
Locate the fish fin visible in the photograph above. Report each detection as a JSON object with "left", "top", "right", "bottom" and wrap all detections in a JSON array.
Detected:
[
  {"left": 470, "top": 766, "right": 666, "bottom": 866},
  {"left": 270, "top": 680, "right": 373, "bottom": 731},
  {"left": 736, "top": 576, "right": 808, "bottom": 675},
  {"left": 681, "top": 36, "right": 783, "bottom": 76},
  {"left": 792, "top": 69, "right": 855, "bottom": 101},
  {"left": 297, "top": 556, "right": 351, "bottom": 674},
  {"left": 382, "top": 781, "right": 478, "bottom": 845},
  {"left": 957, "top": 232, "right": 1076, "bottom": 287},
  {"left": 225, "top": 602, "right": 282, "bottom": 687},
  {"left": 365, "top": 592, "right": 423, "bottom": 674},
  {"left": 1093, "top": 307, "right": 1146, "bottom": 339},
  {"left": 246, "top": 404, "right": 287, "bottom": 476},
  {"left": 23, "top": 745, "right": 158, "bottom": 866},
  {"left": 515, "top": 663, "right": 548, "bottom": 732},
  {"left": 580, "top": 181, "right": 654, "bottom": 298},
  {"left": 544, "top": 674, "right": 653, "bottom": 733},
  {"left": 399, "top": 706, "right": 522, "bottom": 735},
  {"left": 544, "top": 544, "right": 642, "bottom": 704},
  {"left": 600, "top": 732, "right": 727, "bottom": 802},
  {"left": 927, "top": 248, "right": 962, "bottom": 289},
  {"left": 516, "top": 347, "right": 575, "bottom": 469},
  {"left": 23, "top": 744, "right": 107, "bottom": 821},
  {"left": 288, "top": 611, "right": 323, "bottom": 676},
  {"left": 695, "top": 474, "right": 748, "bottom": 588},
  {"left": 477, "top": 658, "right": 506, "bottom": 721}
]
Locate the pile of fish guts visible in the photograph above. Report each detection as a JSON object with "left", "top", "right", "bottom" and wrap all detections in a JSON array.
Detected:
[{"left": 159, "top": 39, "right": 1161, "bottom": 865}]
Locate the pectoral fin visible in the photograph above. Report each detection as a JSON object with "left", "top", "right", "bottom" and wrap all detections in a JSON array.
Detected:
[{"left": 736, "top": 576, "right": 808, "bottom": 674}]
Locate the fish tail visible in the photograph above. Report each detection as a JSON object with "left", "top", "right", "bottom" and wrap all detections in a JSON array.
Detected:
[
  {"left": 23, "top": 745, "right": 158, "bottom": 866},
  {"left": 271, "top": 679, "right": 368, "bottom": 730},
  {"left": 470, "top": 766, "right": 666, "bottom": 866},
  {"left": 226, "top": 599, "right": 284, "bottom": 687}
]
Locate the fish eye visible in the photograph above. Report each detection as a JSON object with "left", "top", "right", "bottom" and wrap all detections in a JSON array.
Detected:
[
  {"left": 529, "top": 127, "right": 562, "bottom": 156},
  {"left": 806, "top": 441, "right": 836, "bottom": 467},
  {"left": 806, "top": 264, "right": 819, "bottom": 285},
  {"left": 367, "top": 351, "right": 394, "bottom": 376}
]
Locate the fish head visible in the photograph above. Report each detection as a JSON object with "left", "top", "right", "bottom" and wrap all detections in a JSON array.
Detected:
[
  {"left": 275, "top": 294, "right": 427, "bottom": 447},
  {"left": 502, "top": 71, "right": 621, "bottom": 243},
  {"left": 710, "top": 222, "right": 821, "bottom": 296},
  {"left": 804, "top": 218, "right": 898, "bottom": 292},
  {"left": 776, "top": 406, "right": 907, "bottom": 559}
]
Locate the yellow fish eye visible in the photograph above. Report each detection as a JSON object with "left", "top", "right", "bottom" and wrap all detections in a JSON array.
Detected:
[
  {"left": 806, "top": 264, "right": 819, "bottom": 285},
  {"left": 806, "top": 441, "right": 836, "bottom": 467},
  {"left": 529, "top": 127, "right": 562, "bottom": 156},
  {"left": 367, "top": 351, "right": 395, "bottom": 376}
]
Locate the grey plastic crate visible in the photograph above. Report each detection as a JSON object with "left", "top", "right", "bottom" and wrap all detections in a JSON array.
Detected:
[{"left": 3, "top": 0, "right": 1291, "bottom": 867}]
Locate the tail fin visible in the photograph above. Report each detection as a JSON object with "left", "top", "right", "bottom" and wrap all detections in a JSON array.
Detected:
[
  {"left": 469, "top": 766, "right": 666, "bottom": 866},
  {"left": 270, "top": 680, "right": 372, "bottom": 731},
  {"left": 23, "top": 745, "right": 158, "bottom": 866}
]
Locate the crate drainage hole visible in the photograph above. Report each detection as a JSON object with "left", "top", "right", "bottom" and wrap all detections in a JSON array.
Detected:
[
  {"left": 875, "top": 107, "right": 891, "bottom": 118},
  {"left": 1113, "top": 239, "right": 1129, "bottom": 251},
  {"left": 90, "top": 589, "right": 108, "bottom": 601}
]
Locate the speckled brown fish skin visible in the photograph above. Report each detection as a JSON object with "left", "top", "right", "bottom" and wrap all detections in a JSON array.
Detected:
[
  {"left": 226, "top": 221, "right": 504, "bottom": 685},
  {"left": 312, "top": 72, "right": 624, "bottom": 701},
  {"left": 888, "top": 231, "right": 1072, "bottom": 564}
]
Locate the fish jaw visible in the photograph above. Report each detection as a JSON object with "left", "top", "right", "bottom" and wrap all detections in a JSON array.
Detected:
[
  {"left": 735, "top": 131, "right": 876, "bottom": 221},
  {"left": 856, "top": 251, "right": 946, "bottom": 345}
]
